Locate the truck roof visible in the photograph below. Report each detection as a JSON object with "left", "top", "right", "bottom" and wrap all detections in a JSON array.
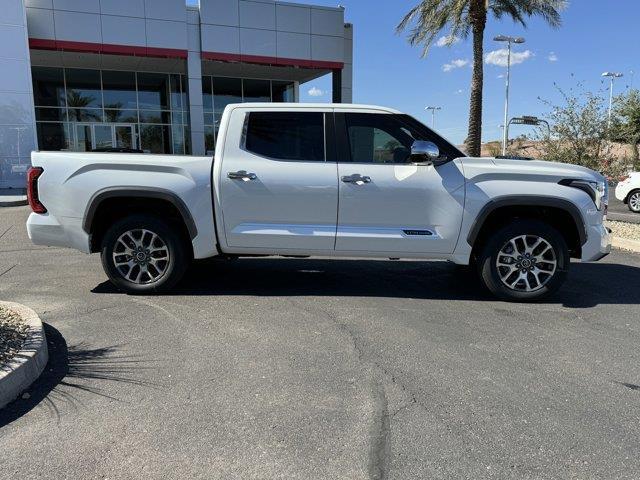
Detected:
[{"left": 225, "top": 102, "right": 402, "bottom": 114}]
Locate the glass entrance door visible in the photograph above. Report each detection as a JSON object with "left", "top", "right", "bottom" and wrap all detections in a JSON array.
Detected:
[
  {"left": 74, "top": 124, "right": 136, "bottom": 151},
  {"left": 115, "top": 125, "right": 134, "bottom": 149}
]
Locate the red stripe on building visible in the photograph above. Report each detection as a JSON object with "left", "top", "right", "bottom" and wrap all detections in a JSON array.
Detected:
[
  {"left": 28, "top": 39, "right": 343, "bottom": 69},
  {"left": 29, "top": 38, "right": 188, "bottom": 59},
  {"left": 201, "top": 51, "right": 343, "bottom": 70}
]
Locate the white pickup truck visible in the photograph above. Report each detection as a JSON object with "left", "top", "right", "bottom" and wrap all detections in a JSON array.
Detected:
[{"left": 26, "top": 103, "right": 611, "bottom": 301}]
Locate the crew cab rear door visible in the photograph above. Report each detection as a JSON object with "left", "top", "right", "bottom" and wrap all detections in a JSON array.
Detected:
[
  {"left": 217, "top": 107, "right": 338, "bottom": 251},
  {"left": 334, "top": 111, "right": 465, "bottom": 255}
]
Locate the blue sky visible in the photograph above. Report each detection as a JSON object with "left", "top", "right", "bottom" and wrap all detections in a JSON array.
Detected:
[{"left": 189, "top": 0, "right": 639, "bottom": 144}]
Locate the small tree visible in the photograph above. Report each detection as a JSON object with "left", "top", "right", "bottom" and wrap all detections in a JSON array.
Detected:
[
  {"left": 611, "top": 89, "right": 640, "bottom": 170},
  {"left": 537, "top": 84, "right": 618, "bottom": 175}
]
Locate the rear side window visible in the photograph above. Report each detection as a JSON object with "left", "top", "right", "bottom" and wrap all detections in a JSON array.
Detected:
[{"left": 243, "top": 112, "right": 325, "bottom": 161}]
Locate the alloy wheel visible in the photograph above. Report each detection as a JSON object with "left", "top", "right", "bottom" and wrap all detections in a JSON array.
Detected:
[
  {"left": 629, "top": 192, "right": 640, "bottom": 212},
  {"left": 495, "top": 234, "right": 557, "bottom": 292},
  {"left": 112, "top": 229, "right": 170, "bottom": 284}
]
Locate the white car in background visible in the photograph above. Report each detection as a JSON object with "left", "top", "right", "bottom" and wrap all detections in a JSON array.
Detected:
[{"left": 615, "top": 172, "right": 640, "bottom": 213}]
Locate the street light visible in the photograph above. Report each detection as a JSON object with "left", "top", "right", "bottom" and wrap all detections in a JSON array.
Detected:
[
  {"left": 507, "top": 115, "right": 550, "bottom": 141},
  {"left": 425, "top": 106, "right": 441, "bottom": 129},
  {"left": 494, "top": 35, "right": 525, "bottom": 155},
  {"left": 602, "top": 71, "right": 623, "bottom": 129}
]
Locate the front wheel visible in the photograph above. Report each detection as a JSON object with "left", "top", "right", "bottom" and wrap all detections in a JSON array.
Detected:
[
  {"left": 101, "top": 214, "right": 190, "bottom": 294},
  {"left": 627, "top": 190, "right": 640, "bottom": 213},
  {"left": 477, "top": 220, "right": 569, "bottom": 302}
]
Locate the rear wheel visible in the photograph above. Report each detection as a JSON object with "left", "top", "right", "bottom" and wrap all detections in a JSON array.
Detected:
[
  {"left": 627, "top": 190, "right": 640, "bottom": 213},
  {"left": 477, "top": 220, "right": 569, "bottom": 301},
  {"left": 101, "top": 214, "right": 190, "bottom": 294}
]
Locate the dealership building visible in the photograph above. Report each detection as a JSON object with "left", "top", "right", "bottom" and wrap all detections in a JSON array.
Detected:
[{"left": 0, "top": 0, "right": 353, "bottom": 188}]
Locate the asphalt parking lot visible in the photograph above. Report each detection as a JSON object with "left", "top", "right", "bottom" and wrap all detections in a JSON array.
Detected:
[
  {"left": 608, "top": 197, "right": 640, "bottom": 224},
  {"left": 2, "top": 205, "right": 640, "bottom": 479}
]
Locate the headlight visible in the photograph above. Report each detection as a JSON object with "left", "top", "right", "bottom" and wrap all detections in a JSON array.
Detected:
[{"left": 560, "top": 179, "right": 607, "bottom": 210}]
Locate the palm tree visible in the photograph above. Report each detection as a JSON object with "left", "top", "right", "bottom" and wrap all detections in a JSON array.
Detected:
[{"left": 397, "top": 0, "right": 566, "bottom": 157}]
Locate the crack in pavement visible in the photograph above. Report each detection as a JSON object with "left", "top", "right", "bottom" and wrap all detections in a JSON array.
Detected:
[
  {"left": 0, "top": 264, "right": 17, "bottom": 278},
  {"left": 0, "top": 225, "right": 13, "bottom": 242},
  {"left": 286, "top": 299, "right": 433, "bottom": 480}
]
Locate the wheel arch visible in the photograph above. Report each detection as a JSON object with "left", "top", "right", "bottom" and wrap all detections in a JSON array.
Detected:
[
  {"left": 467, "top": 196, "right": 587, "bottom": 259},
  {"left": 625, "top": 188, "right": 640, "bottom": 204},
  {"left": 83, "top": 188, "right": 197, "bottom": 253}
]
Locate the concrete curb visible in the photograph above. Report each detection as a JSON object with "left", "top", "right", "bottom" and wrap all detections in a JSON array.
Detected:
[
  {"left": 612, "top": 237, "right": 640, "bottom": 254},
  {"left": 0, "top": 302, "right": 48, "bottom": 410},
  {"left": 0, "top": 196, "right": 28, "bottom": 207}
]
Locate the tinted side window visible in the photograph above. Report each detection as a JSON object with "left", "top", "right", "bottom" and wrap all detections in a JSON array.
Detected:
[
  {"left": 345, "top": 113, "right": 415, "bottom": 164},
  {"left": 244, "top": 112, "right": 325, "bottom": 161},
  {"left": 343, "top": 113, "right": 464, "bottom": 163}
]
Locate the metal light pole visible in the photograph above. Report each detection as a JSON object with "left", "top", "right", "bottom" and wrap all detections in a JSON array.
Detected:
[
  {"left": 494, "top": 35, "right": 525, "bottom": 155},
  {"left": 602, "top": 71, "right": 623, "bottom": 129},
  {"left": 425, "top": 106, "right": 441, "bottom": 129}
]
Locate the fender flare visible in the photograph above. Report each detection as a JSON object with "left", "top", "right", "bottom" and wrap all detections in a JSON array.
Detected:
[
  {"left": 83, "top": 187, "right": 198, "bottom": 240},
  {"left": 466, "top": 195, "right": 587, "bottom": 247}
]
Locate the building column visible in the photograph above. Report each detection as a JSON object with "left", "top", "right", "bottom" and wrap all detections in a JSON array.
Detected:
[
  {"left": 186, "top": 7, "right": 205, "bottom": 156},
  {"left": 341, "top": 23, "right": 353, "bottom": 103},
  {"left": 332, "top": 69, "right": 342, "bottom": 103},
  {"left": 0, "top": 0, "right": 37, "bottom": 189}
]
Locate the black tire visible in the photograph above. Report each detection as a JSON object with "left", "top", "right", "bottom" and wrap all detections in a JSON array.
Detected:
[
  {"left": 477, "top": 220, "right": 569, "bottom": 302},
  {"left": 627, "top": 190, "right": 640, "bottom": 213},
  {"left": 100, "top": 214, "right": 190, "bottom": 294}
]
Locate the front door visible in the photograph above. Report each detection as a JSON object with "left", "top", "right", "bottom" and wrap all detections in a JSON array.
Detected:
[
  {"left": 334, "top": 112, "right": 466, "bottom": 255},
  {"left": 219, "top": 108, "right": 338, "bottom": 252}
]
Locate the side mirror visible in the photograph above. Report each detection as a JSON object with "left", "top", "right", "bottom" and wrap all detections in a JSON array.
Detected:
[{"left": 410, "top": 140, "right": 440, "bottom": 164}]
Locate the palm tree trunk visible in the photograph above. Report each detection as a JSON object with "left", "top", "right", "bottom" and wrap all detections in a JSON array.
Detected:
[{"left": 466, "top": 6, "right": 486, "bottom": 157}]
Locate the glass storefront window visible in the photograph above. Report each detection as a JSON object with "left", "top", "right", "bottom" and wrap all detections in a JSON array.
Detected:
[
  {"left": 35, "top": 107, "right": 68, "bottom": 122},
  {"left": 272, "top": 81, "right": 295, "bottom": 102},
  {"left": 242, "top": 79, "right": 271, "bottom": 103},
  {"left": 140, "top": 124, "right": 171, "bottom": 154},
  {"left": 169, "top": 74, "right": 184, "bottom": 111},
  {"left": 36, "top": 123, "right": 73, "bottom": 151},
  {"left": 212, "top": 77, "right": 242, "bottom": 123},
  {"left": 65, "top": 69, "right": 102, "bottom": 109},
  {"left": 102, "top": 71, "right": 137, "bottom": 111},
  {"left": 104, "top": 109, "right": 138, "bottom": 123},
  {"left": 32, "top": 67, "right": 66, "bottom": 108},
  {"left": 202, "top": 77, "right": 213, "bottom": 112},
  {"left": 137, "top": 72, "right": 171, "bottom": 110},
  {"left": 68, "top": 108, "right": 103, "bottom": 123},
  {"left": 204, "top": 126, "right": 215, "bottom": 154},
  {"left": 139, "top": 110, "right": 171, "bottom": 124}
]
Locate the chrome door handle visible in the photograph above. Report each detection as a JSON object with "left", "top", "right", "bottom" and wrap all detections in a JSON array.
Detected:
[
  {"left": 341, "top": 174, "right": 371, "bottom": 185},
  {"left": 227, "top": 170, "right": 257, "bottom": 181}
]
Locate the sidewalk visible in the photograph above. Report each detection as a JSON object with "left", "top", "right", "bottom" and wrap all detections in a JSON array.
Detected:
[{"left": 0, "top": 189, "right": 27, "bottom": 208}]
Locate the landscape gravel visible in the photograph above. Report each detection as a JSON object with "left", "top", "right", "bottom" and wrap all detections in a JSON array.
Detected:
[
  {"left": 606, "top": 219, "right": 640, "bottom": 241},
  {"left": 0, "top": 305, "right": 29, "bottom": 365}
]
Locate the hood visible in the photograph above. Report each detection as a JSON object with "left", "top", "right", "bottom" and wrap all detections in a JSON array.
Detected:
[{"left": 461, "top": 157, "right": 605, "bottom": 183}]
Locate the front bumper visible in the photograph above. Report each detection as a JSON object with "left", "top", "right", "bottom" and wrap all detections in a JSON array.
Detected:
[{"left": 581, "top": 223, "right": 611, "bottom": 262}]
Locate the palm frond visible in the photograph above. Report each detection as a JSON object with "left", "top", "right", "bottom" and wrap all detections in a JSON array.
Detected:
[{"left": 490, "top": 0, "right": 567, "bottom": 28}]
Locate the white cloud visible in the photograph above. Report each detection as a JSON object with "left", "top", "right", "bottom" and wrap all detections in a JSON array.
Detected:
[
  {"left": 548, "top": 52, "right": 558, "bottom": 62},
  {"left": 484, "top": 48, "right": 533, "bottom": 67},
  {"left": 497, "top": 74, "right": 505, "bottom": 79},
  {"left": 442, "top": 58, "right": 469, "bottom": 72},
  {"left": 436, "top": 34, "right": 460, "bottom": 47},
  {"left": 307, "top": 86, "right": 325, "bottom": 97},
  {"left": 454, "top": 89, "right": 464, "bottom": 95}
]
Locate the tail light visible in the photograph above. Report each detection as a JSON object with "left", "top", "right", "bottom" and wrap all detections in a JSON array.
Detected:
[{"left": 27, "top": 167, "right": 47, "bottom": 214}]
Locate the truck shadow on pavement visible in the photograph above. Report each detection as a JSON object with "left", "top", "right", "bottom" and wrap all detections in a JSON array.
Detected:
[
  {"left": 91, "top": 257, "right": 640, "bottom": 308},
  {"left": 0, "top": 324, "right": 154, "bottom": 429}
]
